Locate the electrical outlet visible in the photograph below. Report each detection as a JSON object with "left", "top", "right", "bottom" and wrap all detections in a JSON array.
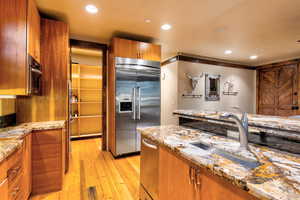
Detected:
[{"left": 227, "top": 130, "right": 239, "bottom": 139}]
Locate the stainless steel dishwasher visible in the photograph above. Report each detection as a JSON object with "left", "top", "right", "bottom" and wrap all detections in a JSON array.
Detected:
[{"left": 140, "top": 135, "right": 159, "bottom": 200}]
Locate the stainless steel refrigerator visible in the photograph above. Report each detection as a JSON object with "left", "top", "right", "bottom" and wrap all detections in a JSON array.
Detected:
[{"left": 115, "top": 57, "right": 160, "bottom": 156}]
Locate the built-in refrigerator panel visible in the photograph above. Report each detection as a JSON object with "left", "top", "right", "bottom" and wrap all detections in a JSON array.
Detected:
[
  {"left": 115, "top": 57, "right": 161, "bottom": 156},
  {"left": 136, "top": 69, "right": 161, "bottom": 151},
  {"left": 115, "top": 67, "right": 138, "bottom": 155}
]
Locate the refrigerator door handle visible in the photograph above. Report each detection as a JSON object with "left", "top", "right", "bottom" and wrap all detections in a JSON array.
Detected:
[
  {"left": 132, "top": 87, "right": 136, "bottom": 120},
  {"left": 137, "top": 87, "right": 141, "bottom": 120}
]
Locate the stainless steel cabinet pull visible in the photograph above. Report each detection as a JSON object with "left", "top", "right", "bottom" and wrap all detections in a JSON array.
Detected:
[
  {"left": 132, "top": 88, "right": 136, "bottom": 120},
  {"left": 137, "top": 87, "right": 141, "bottom": 120},
  {"left": 142, "top": 139, "right": 157, "bottom": 149}
]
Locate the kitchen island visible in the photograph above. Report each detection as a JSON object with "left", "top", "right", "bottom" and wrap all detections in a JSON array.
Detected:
[{"left": 138, "top": 124, "right": 300, "bottom": 200}]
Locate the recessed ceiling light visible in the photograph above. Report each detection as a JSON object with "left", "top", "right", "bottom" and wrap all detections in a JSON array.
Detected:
[
  {"left": 161, "top": 24, "right": 172, "bottom": 30},
  {"left": 224, "top": 50, "right": 232, "bottom": 55},
  {"left": 250, "top": 55, "right": 258, "bottom": 60},
  {"left": 85, "top": 4, "right": 98, "bottom": 14},
  {"left": 145, "top": 19, "right": 151, "bottom": 23}
]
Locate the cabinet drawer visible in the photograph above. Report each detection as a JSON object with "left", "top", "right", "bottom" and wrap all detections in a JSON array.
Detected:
[
  {"left": 8, "top": 171, "right": 24, "bottom": 200},
  {"left": 7, "top": 147, "right": 23, "bottom": 186},
  {"left": 32, "top": 129, "right": 62, "bottom": 145},
  {"left": 32, "top": 143, "right": 61, "bottom": 159},
  {"left": 32, "top": 157, "right": 61, "bottom": 174},
  {"left": 32, "top": 170, "right": 62, "bottom": 194}
]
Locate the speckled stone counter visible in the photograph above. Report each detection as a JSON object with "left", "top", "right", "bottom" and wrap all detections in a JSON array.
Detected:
[
  {"left": 138, "top": 125, "right": 300, "bottom": 200},
  {"left": 174, "top": 110, "right": 300, "bottom": 141},
  {"left": 0, "top": 120, "right": 65, "bottom": 163}
]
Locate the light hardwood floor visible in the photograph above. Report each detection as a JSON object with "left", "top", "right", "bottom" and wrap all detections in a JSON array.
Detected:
[{"left": 30, "top": 138, "right": 140, "bottom": 200}]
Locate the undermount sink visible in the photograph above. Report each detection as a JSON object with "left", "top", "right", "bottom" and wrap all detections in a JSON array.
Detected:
[{"left": 190, "top": 142, "right": 261, "bottom": 170}]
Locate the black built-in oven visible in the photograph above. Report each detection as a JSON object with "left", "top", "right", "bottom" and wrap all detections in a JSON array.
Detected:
[{"left": 28, "top": 55, "right": 42, "bottom": 95}]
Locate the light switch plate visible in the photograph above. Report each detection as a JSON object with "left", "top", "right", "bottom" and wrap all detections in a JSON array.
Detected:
[{"left": 227, "top": 130, "right": 239, "bottom": 139}]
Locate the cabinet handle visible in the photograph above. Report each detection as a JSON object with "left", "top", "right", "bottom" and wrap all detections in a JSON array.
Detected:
[
  {"left": 0, "top": 178, "right": 7, "bottom": 187},
  {"left": 189, "top": 167, "right": 195, "bottom": 185},
  {"left": 195, "top": 169, "right": 201, "bottom": 190}
]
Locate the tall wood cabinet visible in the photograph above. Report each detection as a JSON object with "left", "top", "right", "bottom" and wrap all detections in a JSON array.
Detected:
[
  {"left": 0, "top": 0, "right": 40, "bottom": 95},
  {"left": 257, "top": 63, "right": 299, "bottom": 116},
  {"left": 107, "top": 38, "right": 161, "bottom": 155}
]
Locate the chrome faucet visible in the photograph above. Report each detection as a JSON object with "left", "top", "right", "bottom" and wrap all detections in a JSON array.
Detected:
[{"left": 220, "top": 112, "right": 249, "bottom": 150}]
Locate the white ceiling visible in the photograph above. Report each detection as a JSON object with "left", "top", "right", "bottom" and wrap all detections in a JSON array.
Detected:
[{"left": 36, "top": 0, "right": 300, "bottom": 65}]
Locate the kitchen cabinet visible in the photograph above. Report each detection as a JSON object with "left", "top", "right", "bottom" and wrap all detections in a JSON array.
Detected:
[
  {"left": 31, "top": 128, "right": 66, "bottom": 194},
  {"left": 257, "top": 63, "right": 299, "bottom": 116},
  {"left": 112, "top": 38, "right": 161, "bottom": 62},
  {"left": 27, "top": 0, "right": 41, "bottom": 62},
  {"left": 6, "top": 134, "right": 31, "bottom": 200},
  {"left": 0, "top": 0, "right": 40, "bottom": 95},
  {"left": 158, "top": 147, "right": 198, "bottom": 200},
  {"left": 158, "top": 147, "right": 258, "bottom": 200},
  {"left": 23, "top": 134, "right": 32, "bottom": 199}
]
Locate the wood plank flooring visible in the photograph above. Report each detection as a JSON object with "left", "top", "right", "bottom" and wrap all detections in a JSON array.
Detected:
[{"left": 30, "top": 138, "right": 140, "bottom": 200}]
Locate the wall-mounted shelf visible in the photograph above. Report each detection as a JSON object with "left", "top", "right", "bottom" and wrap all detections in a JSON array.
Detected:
[
  {"left": 223, "top": 91, "right": 238, "bottom": 96},
  {"left": 182, "top": 94, "right": 203, "bottom": 98}
]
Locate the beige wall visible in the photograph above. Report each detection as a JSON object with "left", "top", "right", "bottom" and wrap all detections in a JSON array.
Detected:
[
  {"left": 161, "top": 61, "right": 256, "bottom": 125},
  {"left": 178, "top": 61, "right": 256, "bottom": 112},
  {"left": 161, "top": 62, "right": 179, "bottom": 125}
]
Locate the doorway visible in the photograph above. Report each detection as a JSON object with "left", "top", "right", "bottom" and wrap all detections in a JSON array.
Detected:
[{"left": 69, "top": 39, "right": 107, "bottom": 150}]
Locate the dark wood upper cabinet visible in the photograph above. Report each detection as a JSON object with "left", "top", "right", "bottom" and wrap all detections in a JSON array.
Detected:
[
  {"left": 112, "top": 38, "right": 161, "bottom": 62},
  {"left": 257, "top": 63, "right": 299, "bottom": 116},
  {"left": 0, "top": 0, "right": 40, "bottom": 95},
  {"left": 27, "top": 0, "right": 41, "bottom": 63}
]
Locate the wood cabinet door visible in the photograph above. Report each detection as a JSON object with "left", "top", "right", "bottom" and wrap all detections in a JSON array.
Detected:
[
  {"left": 258, "top": 69, "right": 277, "bottom": 115},
  {"left": 27, "top": 0, "right": 41, "bottom": 62},
  {"left": 158, "top": 148, "right": 196, "bottom": 200},
  {"left": 0, "top": 0, "right": 28, "bottom": 95},
  {"left": 200, "top": 170, "right": 258, "bottom": 200},
  {"left": 22, "top": 134, "right": 32, "bottom": 199},
  {"left": 138, "top": 42, "right": 161, "bottom": 62},
  {"left": 258, "top": 64, "right": 299, "bottom": 116},
  {"left": 113, "top": 38, "right": 139, "bottom": 59},
  {"left": 276, "top": 64, "right": 298, "bottom": 116}
]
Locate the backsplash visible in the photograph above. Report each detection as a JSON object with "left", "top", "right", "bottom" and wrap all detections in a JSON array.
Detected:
[
  {"left": 179, "top": 117, "right": 300, "bottom": 155},
  {"left": 0, "top": 98, "right": 16, "bottom": 128}
]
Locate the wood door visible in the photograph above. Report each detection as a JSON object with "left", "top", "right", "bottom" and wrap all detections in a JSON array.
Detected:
[
  {"left": 159, "top": 147, "right": 196, "bottom": 200},
  {"left": 22, "top": 134, "right": 32, "bottom": 199},
  {"left": 258, "top": 64, "right": 299, "bottom": 116},
  {"left": 27, "top": 0, "right": 41, "bottom": 62},
  {"left": 200, "top": 169, "right": 258, "bottom": 200},
  {"left": 113, "top": 38, "right": 139, "bottom": 59},
  {"left": 0, "top": 0, "right": 28, "bottom": 95},
  {"left": 258, "top": 69, "right": 277, "bottom": 115},
  {"left": 276, "top": 64, "right": 298, "bottom": 116},
  {"left": 138, "top": 42, "right": 161, "bottom": 62}
]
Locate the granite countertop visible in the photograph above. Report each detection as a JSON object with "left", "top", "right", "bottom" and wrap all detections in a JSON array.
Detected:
[
  {"left": 174, "top": 110, "right": 300, "bottom": 140},
  {"left": 0, "top": 120, "right": 65, "bottom": 163},
  {"left": 138, "top": 125, "right": 300, "bottom": 200}
]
